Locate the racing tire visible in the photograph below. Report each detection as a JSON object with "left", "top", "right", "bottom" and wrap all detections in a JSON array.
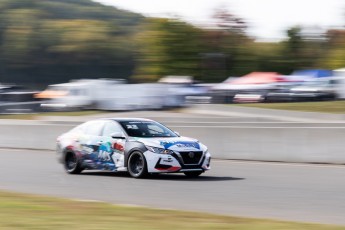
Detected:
[
  {"left": 64, "top": 152, "right": 83, "bottom": 174},
  {"left": 184, "top": 171, "right": 203, "bottom": 178},
  {"left": 128, "top": 151, "right": 148, "bottom": 178}
]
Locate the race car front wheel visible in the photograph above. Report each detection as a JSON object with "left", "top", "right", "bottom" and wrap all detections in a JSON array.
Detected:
[
  {"left": 64, "top": 152, "right": 82, "bottom": 174},
  {"left": 128, "top": 151, "right": 147, "bottom": 178}
]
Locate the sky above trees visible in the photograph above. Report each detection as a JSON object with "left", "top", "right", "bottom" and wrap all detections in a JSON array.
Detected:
[{"left": 95, "top": 0, "right": 344, "bottom": 41}]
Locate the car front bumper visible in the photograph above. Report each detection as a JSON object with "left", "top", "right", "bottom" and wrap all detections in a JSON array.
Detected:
[{"left": 144, "top": 150, "right": 211, "bottom": 173}]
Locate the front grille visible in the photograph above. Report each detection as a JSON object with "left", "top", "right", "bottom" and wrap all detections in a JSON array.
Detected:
[{"left": 179, "top": 151, "right": 202, "bottom": 165}]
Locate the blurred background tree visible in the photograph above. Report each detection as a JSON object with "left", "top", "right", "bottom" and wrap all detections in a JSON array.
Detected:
[
  {"left": 321, "top": 29, "right": 345, "bottom": 69},
  {"left": 0, "top": 0, "right": 343, "bottom": 87},
  {"left": 0, "top": 0, "right": 142, "bottom": 87},
  {"left": 133, "top": 18, "right": 203, "bottom": 82}
]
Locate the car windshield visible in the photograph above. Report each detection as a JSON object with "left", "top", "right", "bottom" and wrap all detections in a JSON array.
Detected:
[{"left": 119, "top": 121, "right": 177, "bottom": 138}]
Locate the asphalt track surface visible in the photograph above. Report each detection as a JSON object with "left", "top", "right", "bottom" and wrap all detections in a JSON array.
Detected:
[{"left": 1, "top": 149, "right": 345, "bottom": 225}]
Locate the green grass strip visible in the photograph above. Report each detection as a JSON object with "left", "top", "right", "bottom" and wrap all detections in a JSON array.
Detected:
[{"left": 0, "top": 191, "right": 343, "bottom": 230}]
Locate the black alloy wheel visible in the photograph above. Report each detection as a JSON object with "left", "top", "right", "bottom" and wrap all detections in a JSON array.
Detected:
[
  {"left": 128, "top": 151, "right": 147, "bottom": 178},
  {"left": 64, "top": 152, "right": 82, "bottom": 174}
]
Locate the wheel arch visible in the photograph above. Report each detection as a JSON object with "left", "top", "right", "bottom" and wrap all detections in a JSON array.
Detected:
[
  {"left": 124, "top": 141, "right": 147, "bottom": 166},
  {"left": 62, "top": 147, "right": 82, "bottom": 163},
  {"left": 63, "top": 149, "right": 83, "bottom": 174}
]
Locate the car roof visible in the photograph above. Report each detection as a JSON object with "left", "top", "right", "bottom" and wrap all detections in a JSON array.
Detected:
[{"left": 102, "top": 118, "right": 155, "bottom": 122}]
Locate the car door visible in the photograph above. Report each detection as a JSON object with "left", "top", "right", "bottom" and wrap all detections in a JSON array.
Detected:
[
  {"left": 79, "top": 120, "right": 106, "bottom": 168},
  {"left": 101, "top": 121, "right": 126, "bottom": 169}
]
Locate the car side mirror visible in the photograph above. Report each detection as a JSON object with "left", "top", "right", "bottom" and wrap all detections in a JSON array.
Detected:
[
  {"left": 174, "top": 131, "right": 180, "bottom": 136},
  {"left": 111, "top": 132, "right": 126, "bottom": 139}
]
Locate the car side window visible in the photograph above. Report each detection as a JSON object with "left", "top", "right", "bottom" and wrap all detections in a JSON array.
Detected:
[
  {"left": 84, "top": 120, "right": 105, "bottom": 136},
  {"left": 102, "top": 121, "right": 123, "bottom": 137}
]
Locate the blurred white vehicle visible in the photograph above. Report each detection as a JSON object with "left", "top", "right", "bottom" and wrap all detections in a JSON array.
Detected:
[
  {"left": 334, "top": 68, "right": 345, "bottom": 99},
  {"left": 36, "top": 79, "right": 186, "bottom": 111}
]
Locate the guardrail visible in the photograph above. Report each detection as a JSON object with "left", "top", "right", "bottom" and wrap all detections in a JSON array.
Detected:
[{"left": 1, "top": 121, "right": 345, "bottom": 164}]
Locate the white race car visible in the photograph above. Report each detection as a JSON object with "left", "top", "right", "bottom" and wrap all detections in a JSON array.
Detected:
[{"left": 57, "top": 118, "right": 211, "bottom": 178}]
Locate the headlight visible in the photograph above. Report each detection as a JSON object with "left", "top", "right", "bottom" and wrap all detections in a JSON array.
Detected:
[{"left": 146, "top": 146, "right": 174, "bottom": 154}]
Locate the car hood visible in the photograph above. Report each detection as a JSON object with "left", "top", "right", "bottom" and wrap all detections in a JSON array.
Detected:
[{"left": 132, "top": 136, "right": 205, "bottom": 152}]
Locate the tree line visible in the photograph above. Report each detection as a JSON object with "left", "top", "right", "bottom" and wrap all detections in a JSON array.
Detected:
[{"left": 0, "top": 0, "right": 344, "bottom": 87}]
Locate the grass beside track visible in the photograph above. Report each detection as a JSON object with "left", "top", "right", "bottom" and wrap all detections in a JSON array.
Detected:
[
  {"left": 0, "top": 191, "right": 343, "bottom": 230},
  {"left": 233, "top": 101, "right": 345, "bottom": 113}
]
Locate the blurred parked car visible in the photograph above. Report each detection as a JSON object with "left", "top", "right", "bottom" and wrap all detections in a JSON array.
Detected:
[
  {"left": 0, "top": 83, "right": 41, "bottom": 114},
  {"left": 264, "top": 83, "right": 303, "bottom": 102},
  {"left": 288, "top": 78, "right": 337, "bottom": 101},
  {"left": 233, "top": 89, "right": 268, "bottom": 103},
  {"left": 236, "top": 79, "right": 337, "bottom": 103},
  {"left": 210, "top": 72, "right": 287, "bottom": 103},
  {"left": 0, "top": 84, "right": 38, "bottom": 102}
]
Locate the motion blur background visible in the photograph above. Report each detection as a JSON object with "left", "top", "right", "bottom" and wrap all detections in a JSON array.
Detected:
[
  {"left": 0, "top": 0, "right": 343, "bottom": 82},
  {"left": 0, "top": 0, "right": 345, "bottom": 102}
]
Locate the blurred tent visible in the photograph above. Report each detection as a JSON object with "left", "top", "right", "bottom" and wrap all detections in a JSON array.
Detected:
[
  {"left": 229, "top": 72, "right": 286, "bottom": 84},
  {"left": 211, "top": 72, "right": 286, "bottom": 103},
  {"left": 292, "top": 69, "right": 333, "bottom": 78},
  {"left": 212, "top": 72, "right": 286, "bottom": 90}
]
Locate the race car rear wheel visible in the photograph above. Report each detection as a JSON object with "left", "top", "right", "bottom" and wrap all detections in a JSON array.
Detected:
[
  {"left": 184, "top": 171, "right": 203, "bottom": 178},
  {"left": 128, "top": 151, "right": 147, "bottom": 178},
  {"left": 64, "top": 152, "right": 82, "bottom": 174}
]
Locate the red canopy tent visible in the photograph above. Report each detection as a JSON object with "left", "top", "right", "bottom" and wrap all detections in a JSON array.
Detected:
[{"left": 230, "top": 72, "right": 286, "bottom": 84}]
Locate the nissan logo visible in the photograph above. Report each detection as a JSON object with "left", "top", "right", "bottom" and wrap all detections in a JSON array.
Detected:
[{"left": 188, "top": 152, "right": 195, "bottom": 158}]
